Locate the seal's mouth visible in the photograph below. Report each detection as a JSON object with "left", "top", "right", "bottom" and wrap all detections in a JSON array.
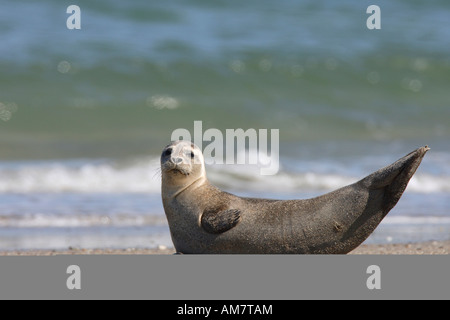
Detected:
[
  {"left": 161, "top": 163, "right": 191, "bottom": 176},
  {"left": 170, "top": 168, "right": 190, "bottom": 176}
]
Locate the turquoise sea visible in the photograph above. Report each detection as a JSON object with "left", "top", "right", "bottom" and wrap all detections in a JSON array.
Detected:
[{"left": 0, "top": 0, "right": 449, "bottom": 251}]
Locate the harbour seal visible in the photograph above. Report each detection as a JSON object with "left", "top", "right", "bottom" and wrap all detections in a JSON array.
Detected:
[{"left": 161, "top": 141, "right": 429, "bottom": 254}]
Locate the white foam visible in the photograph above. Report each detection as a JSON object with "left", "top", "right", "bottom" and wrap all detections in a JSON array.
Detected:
[
  {"left": 208, "top": 163, "right": 450, "bottom": 194},
  {"left": 0, "top": 213, "right": 167, "bottom": 228},
  {"left": 383, "top": 215, "right": 450, "bottom": 225},
  {"left": 407, "top": 174, "right": 450, "bottom": 193},
  {"left": 0, "top": 158, "right": 162, "bottom": 193},
  {"left": 0, "top": 157, "right": 448, "bottom": 194}
]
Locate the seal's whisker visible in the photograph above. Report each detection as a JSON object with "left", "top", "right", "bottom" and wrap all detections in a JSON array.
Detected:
[{"left": 152, "top": 167, "right": 162, "bottom": 180}]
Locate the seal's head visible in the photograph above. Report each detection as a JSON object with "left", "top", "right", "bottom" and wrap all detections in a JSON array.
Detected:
[{"left": 160, "top": 141, "right": 206, "bottom": 192}]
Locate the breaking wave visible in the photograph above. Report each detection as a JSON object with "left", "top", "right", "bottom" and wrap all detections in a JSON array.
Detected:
[{"left": 0, "top": 156, "right": 448, "bottom": 194}]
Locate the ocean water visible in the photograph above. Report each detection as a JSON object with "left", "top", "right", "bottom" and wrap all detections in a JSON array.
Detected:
[{"left": 0, "top": 0, "right": 449, "bottom": 251}]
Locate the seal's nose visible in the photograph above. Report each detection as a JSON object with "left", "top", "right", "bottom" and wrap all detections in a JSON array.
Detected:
[{"left": 172, "top": 157, "right": 183, "bottom": 164}]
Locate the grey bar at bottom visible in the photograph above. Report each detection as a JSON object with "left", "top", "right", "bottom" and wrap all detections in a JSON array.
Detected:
[{"left": 0, "top": 255, "right": 448, "bottom": 300}]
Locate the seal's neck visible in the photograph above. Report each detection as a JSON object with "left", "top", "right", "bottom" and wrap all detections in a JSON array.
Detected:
[{"left": 163, "top": 175, "right": 208, "bottom": 200}]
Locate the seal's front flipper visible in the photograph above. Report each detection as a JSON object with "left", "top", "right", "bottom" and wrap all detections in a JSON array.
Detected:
[{"left": 201, "top": 209, "right": 241, "bottom": 234}]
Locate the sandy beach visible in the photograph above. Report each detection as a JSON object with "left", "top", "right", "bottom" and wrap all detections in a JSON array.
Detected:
[{"left": 1, "top": 240, "right": 448, "bottom": 256}]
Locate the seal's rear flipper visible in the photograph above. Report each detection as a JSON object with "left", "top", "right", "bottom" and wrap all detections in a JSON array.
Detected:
[{"left": 358, "top": 146, "right": 429, "bottom": 214}]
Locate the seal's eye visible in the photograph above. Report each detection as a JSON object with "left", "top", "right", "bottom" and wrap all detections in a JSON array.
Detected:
[
  {"left": 163, "top": 149, "right": 172, "bottom": 157},
  {"left": 190, "top": 152, "right": 195, "bottom": 159}
]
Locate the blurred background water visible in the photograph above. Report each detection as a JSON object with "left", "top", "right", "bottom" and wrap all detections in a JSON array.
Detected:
[{"left": 0, "top": 0, "right": 449, "bottom": 251}]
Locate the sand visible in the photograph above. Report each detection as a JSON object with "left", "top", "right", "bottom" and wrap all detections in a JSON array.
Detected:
[
  {"left": 0, "top": 240, "right": 449, "bottom": 256},
  {"left": 349, "top": 240, "right": 450, "bottom": 255}
]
